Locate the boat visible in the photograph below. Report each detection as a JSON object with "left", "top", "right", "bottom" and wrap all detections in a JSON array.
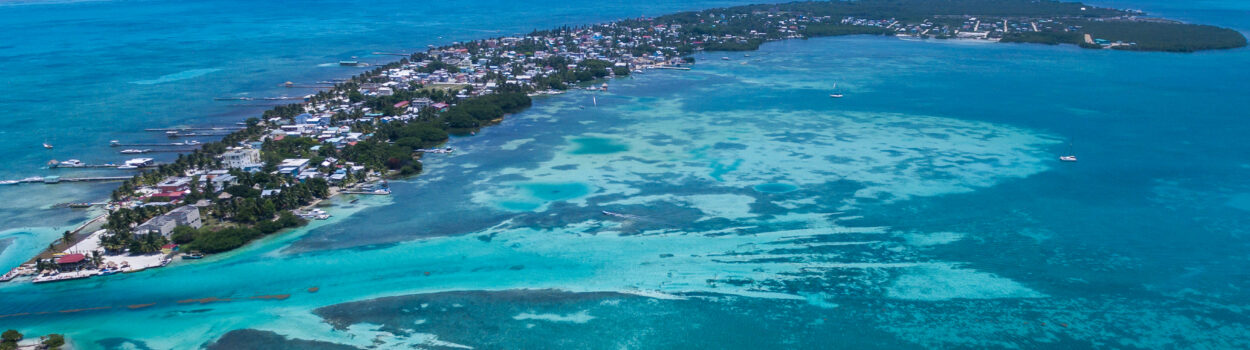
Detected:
[
  {"left": 116, "top": 165, "right": 138, "bottom": 169},
  {"left": 120, "top": 149, "right": 150, "bottom": 154},
  {"left": 182, "top": 252, "right": 204, "bottom": 260},
  {"left": 1060, "top": 142, "right": 1078, "bottom": 162},
  {"left": 124, "top": 157, "right": 155, "bottom": 168},
  {"left": 58, "top": 159, "right": 85, "bottom": 167},
  {"left": 829, "top": 83, "right": 844, "bottom": 98},
  {"left": 0, "top": 180, "right": 18, "bottom": 186},
  {"left": 43, "top": 139, "right": 53, "bottom": 149},
  {"left": 109, "top": 140, "right": 121, "bottom": 147},
  {"left": 721, "top": 57, "right": 730, "bottom": 60}
]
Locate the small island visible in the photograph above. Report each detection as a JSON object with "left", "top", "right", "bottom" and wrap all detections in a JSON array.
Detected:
[
  {"left": 1, "top": 329, "right": 65, "bottom": 350},
  {"left": 3, "top": 0, "right": 1241, "bottom": 285}
]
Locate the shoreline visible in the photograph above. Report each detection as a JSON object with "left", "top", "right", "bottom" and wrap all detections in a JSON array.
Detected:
[{"left": 5, "top": 0, "right": 1243, "bottom": 284}]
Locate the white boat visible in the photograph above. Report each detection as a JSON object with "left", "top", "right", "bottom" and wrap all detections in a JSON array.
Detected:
[
  {"left": 829, "top": 83, "right": 844, "bottom": 98},
  {"left": 58, "top": 159, "right": 85, "bottom": 167},
  {"left": 120, "top": 149, "right": 150, "bottom": 154},
  {"left": 0, "top": 180, "right": 18, "bottom": 185},
  {"left": 124, "top": 157, "right": 155, "bottom": 167},
  {"left": 1060, "top": 142, "right": 1077, "bottom": 162},
  {"left": 721, "top": 57, "right": 730, "bottom": 60},
  {"left": 43, "top": 142, "right": 53, "bottom": 149},
  {"left": 116, "top": 165, "right": 138, "bottom": 169}
]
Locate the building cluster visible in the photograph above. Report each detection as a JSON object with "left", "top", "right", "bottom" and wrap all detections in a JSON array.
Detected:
[{"left": 842, "top": 14, "right": 1138, "bottom": 48}]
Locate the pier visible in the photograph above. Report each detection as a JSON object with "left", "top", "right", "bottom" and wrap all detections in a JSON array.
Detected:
[
  {"left": 1, "top": 176, "right": 133, "bottom": 185},
  {"left": 144, "top": 127, "right": 242, "bottom": 132},
  {"left": 49, "top": 164, "right": 151, "bottom": 169},
  {"left": 111, "top": 141, "right": 202, "bottom": 147},
  {"left": 118, "top": 148, "right": 198, "bottom": 154},
  {"left": 648, "top": 66, "right": 692, "bottom": 70}
]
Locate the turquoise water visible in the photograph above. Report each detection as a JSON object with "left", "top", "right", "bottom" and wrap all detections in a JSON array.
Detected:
[
  {"left": 568, "top": 137, "right": 629, "bottom": 155},
  {"left": 2, "top": 0, "right": 1250, "bottom": 349},
  {"left": 0, "top": 0, "right": 759, "bottom": 273}
]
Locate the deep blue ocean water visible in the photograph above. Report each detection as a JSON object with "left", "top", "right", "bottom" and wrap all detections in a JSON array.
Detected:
[{"left": 0, "top": 0, "right": 1248, "bottom": 348}]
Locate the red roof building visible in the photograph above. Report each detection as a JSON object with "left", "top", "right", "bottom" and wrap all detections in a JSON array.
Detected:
[
  {"left": 57, "top": 253, "right": 86, "bottom": 264},
  {"left": 394, "top": 100, "right": 410, "bottom": 108}
]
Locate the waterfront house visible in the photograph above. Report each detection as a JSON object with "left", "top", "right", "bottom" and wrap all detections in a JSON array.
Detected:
[
  {"left": 134, "top": 206, "right": 203, "bottom": 237},
  {"left": 55, "top": 254, "right": 89, "bottom": 272}
]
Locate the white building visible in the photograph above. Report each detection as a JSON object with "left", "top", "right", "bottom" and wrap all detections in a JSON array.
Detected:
[{"left": 222, "top": 148, "right": 262, "bottom": 169}]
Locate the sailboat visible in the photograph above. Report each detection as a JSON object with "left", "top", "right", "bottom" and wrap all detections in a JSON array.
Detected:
[
  {"left": 829, "top": 83, "right": 844, "bottom": 98},
  {"left": 1059, "top": 141, "right": 1077, "bottom": 162}
]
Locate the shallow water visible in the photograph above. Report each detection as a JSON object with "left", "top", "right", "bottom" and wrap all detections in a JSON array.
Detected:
[{"left": 1, "top": 0, "right": 1249, "bottom": 348}]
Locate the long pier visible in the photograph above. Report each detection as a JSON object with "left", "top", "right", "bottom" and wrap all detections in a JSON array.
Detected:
[
  {"left": 50, "top": 164, "right": 159, "bottom": 169},
  {"left": 213, "top": 96, "right": 307, "bottom": 100},
  {"left": 118, "top": 148, "right": 198, "bottom": 154},
  {"left": 144, "top": 127, "right": 242, "bottom": 132},
  {"left": 1, "top": 176, "right": 133, "bottom": 185},
  {"left": 111, "top": 142, "right": 200, "bottom": 147},
  {"left": 165, "top": 132, "right": 234, "bottom": 138}
]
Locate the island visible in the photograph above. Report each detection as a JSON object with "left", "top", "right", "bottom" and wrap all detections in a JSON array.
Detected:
[{"left": 4, "top": 0, "right": 1242, "bottom": 284}]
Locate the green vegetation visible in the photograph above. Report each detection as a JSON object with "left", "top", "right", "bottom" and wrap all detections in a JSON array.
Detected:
[
  {"left": 768, "top": 0, "right": 1122, "bottom": 19},
  {"left": 800, "top": 24, "right": 894, "bottom": 37},
  {"left": 0, "top": 330, "right": 19, "bottom": 350},
  {"left": 178, "top": 212, "right": 306, "bottom": 253},
  {"left": 1077, "top": 20, "right": 1248, "bottom": 52},
  {"left": 43, "top": 334, "right": 65, "bottom": 350},
  {"left": 1001, "top": 31, "right": 1084, "bottom": 46},
  {"left": 643, "top": 0, "right": 1244, "bottom": 53}
]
